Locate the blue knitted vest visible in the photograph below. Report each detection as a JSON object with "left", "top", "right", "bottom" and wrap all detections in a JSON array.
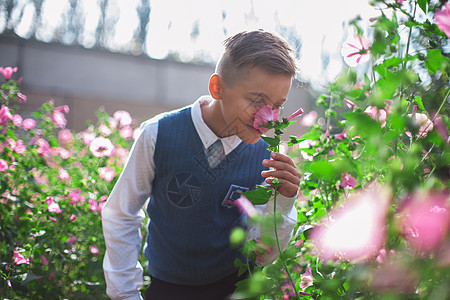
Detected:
[{"left": 143, "top": 107, "right": 270, "bottom": 285}]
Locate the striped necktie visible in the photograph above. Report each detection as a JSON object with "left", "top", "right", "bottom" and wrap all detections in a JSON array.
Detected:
[{"left": 205, "top": 139, "right": 225, "bottom": 168}]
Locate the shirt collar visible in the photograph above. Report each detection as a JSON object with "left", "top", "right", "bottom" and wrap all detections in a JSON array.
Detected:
[{"left": 191, "top": 96, "right": 242, "bottom": 155}]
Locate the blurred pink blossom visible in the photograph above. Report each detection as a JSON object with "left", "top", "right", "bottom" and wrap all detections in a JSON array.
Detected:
[
  {"left": 120, "top": 126, "right": 133, "bottom": 139},
  {"left": 89, "top": 136, "right": 115, "bottom": 157},
  {"left": 341, "top": 173, "right": 357, "bottom": 189},
  {"left": 343, "top": 98, "right": 357, "bottom": 110},
  {"left": 99, "top": 124, "right": 112, "bottom": 136},
  {"left": 99, "top": 166, "right": 116, "bottom": 182},
  {"left": 0, "top": 67, "right": 17, "bottom": 80},
  {"left": 299, "top": 266, "right": 314, "bottom": 291},
  {"left": 69, "top": 189, "right": 84, "bottom": 205},
  {"left": 300, "top": 111, "right": 317, "bottom": 126},
  {"left": 66, "top": 236, "right": 77, "bottom": 245},
  {"left": 113, "top": 110, "right": 133, "bottom": 127},
  {"left": 12, "top": 114, "right": 22, "bottom": 127},
  {"left": 58, "top": 167, "right": 71, "bottom": 182},
  {"left": 285, "top": 107, "right": 304, "bottom": 122},
  {"left": 235, "top": 196, "right": 258, "bottom": 218},
  {"left": 311, "top": 186, "right": 391, "bottom": 262},
  {"left": 13, "top": 250, "right": 29, "bottom": 265},
  {"left": 435, "top": 2, "right": 450, "bottom": 38},
  {"left": 17, "top": 92, "right": 27, "bottom": 102},
  {"left": 89, "top": 245, "right": 100, "bottom": 255},
  {"left": 0, "top": 105, "right": 13, "bottom": 125},
  {"left": 14, "top": 140, "right": 26, "bottom": 154},
  {"left": 36, "top": 138, "right": 51, "bottom": 157},
  {"left": 46, "top": 196, "right": 61, "bottom": 214},
  {"left": 48, "top": 216, "right": 58, "bottom": 223},
  {"left": 375, "top": 248, "right": 395, "bottom": 264},
  {"left": 58, "top": 129, "right": 74, "bottom": 145},
  {"left": 253, "top": 105, "right": 279, "bottom": 134},
  {"left": 88, "top": 198, "right": 101, "bottom": 211},
  {"left": 69, "top": 214, "right": 77, "bottom": 222},
  {"left": 406, "top": 113, "right": 433, "bottom": 138},
  {"left": 0, "top": 159, "right": 8, "bottom": 171},
  {"left": 82, "top": 130, "right": 96, "bottom": 145},
  {"left": 434, "top": 116, "right": 449, "bottom": 143},
  {"left": 341, "top": 34, "right": 371, "bottom": 67},
  {"left": 52, "top": 111, "right": 67, "bottom": 129},
  {"left": 53, "top": 147, "right": 71, "bottom": 159},
  {"left": 364, "top": 106, "right": 387, "bottom": 128},
  {"left": 40, "top": 255, "right": 49, "bottom": 265},
  {"left": 398, "top": 191, "right": 450, "bottom": 253},
  {"left": 22, "top": 118, "right": 36, "bottom": 130},
  {"left": 334, "top": 130, "right": 348, "bottom": 140}
]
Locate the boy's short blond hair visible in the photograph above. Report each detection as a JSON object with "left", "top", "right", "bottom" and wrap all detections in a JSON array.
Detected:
[{"left": 216, "top": 30, "right": 297, "bottom": 86}]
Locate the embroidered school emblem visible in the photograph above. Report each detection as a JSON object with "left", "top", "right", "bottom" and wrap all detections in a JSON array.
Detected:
[
  {"left": 166, "top": 172, "right": 202, "bottom": 208},
  {"left": 222, "top": 184, "right": 249, "bottom": 208}
]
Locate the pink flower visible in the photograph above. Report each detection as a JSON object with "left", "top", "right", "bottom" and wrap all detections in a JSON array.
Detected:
[
  {"left": 40, "top": 255, "right": 49, "bottom": 265},
  {"left": 285, "top": 107, "right": 304, "bottom": 122},
  {"left": 46, "top": 196, "right": 61, "bottom": 214},
  {"left": 58, "top": 167, "right": 71, "bottom": 181},
  {"left": 89, "top": 136, "right": 115, "bottom": 157},
  {"left": 299, "top": 266, "right": 314, "bottom": 291},
  {"left": 52, "top": 111, "right": 67, "bottom": 128},
  {"left": 406, "top": 113, "right": 433, "bottom": 138},
  {"left": 0, "top": 159, "right": 8, "bottom": 171},
  {"left": 0, "top": 105, "right": 13, "bottom": 125},
  {"left": 66, "top": 236, "right": 77, "bottom": 245},
  {"left": 82, "top": 131, "right": 96, "bottom": 145},
  {"left": 434, "top": 116, "right": 449, "bottom": 143},
  {"left": 58, "top": 129, "right": 74, "bottom": 146},
  {"left": 68, "top": 189, "right": 84, "bottom": 205},
  {"left": 334, "top": 130, "right": 348, "bottom": 140},
  {"left": 99, "top": 124, "right": 112, "bottom": 136},
  {"left": 341, "top": 173, "right": 357, "bottom": 189},
  {"left": 0, "top": 67, "right": 18, "bottom": 80},
  {"left": 253, "top": 105, "right": 279, "bottom": 134},
  {"left": 364, "top": 106, "right": 387, "bottom": 128},
  {"left": 48, "top": 216, "right": 58, "bottom": 223},
  {"left": 54, "top": 105, "right": 69, "bottom": 114},
  {"left": 13, "top": 250, "right": 30, "bottom": 265},
  {"left": 398, "top": 191, "right": 450, "bottom": 253},
  {"left": 343, "top": 98, "right": 357, "bottom": 109},
  {"left": 311, "top": 186, "right": 390, "bottom": 262},
  {"left": 69, "top": 214, "right": 77, "bottom": 222},
  {"left": 99, "top": 166, "right": 116, "bottom": 182},
  {"left": 120, "top": 126, "right": 133, "bottom": 139},
  {"left": 113, "top": 110, "right": 132, "bottom": 126},
  {"left": 22, "top": 118, "right": 36, "bottom": 130},
  {"left": 341, "top": 34, "right": 371, "bottom": 67},
  {"left": 36, "top": 139, "right": 51, "bottom": 157},
  {"left": 14, "top": 140, "right": 26, "bottom": 154},
  {"left": 88, "top": 198, "right": 101, "bottom": 211},
  {"left": 435, "top": 2, "right": 450, "bottom": 38},
  {"left": 235, "top": 196, "right": 258, "bottom": 218},
  {"left": 17, "top": 92, "right": 27, "bottom": 103},
  {"left": 89, "top": 245, "right": 100, "bottom": 255},
  {"left": 300, "top": 111, "right": 317, "bottom": 126},
  {"left": 12, "top": 114, "right": 23, "bottom": 127}
]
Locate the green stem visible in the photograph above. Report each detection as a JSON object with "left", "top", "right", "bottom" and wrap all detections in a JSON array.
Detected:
[{"left": 273, "top": 188, "right": 300, "bottom": 299}]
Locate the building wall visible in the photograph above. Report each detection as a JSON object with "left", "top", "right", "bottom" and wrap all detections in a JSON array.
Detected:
[{"left": 0, "top": 34, "right": 312, "bottom": 137}]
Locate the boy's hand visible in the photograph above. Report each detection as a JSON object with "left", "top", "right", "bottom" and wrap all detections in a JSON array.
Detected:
[{"left": 261, "top": 152, "right": 300, "bottom": 198}]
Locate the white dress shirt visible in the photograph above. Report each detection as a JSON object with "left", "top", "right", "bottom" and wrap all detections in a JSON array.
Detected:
[{"left": 102, "top": 96, "right": 298, "bottom": 300}]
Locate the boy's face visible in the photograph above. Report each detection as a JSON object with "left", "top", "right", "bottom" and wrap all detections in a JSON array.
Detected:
[{"left": 218, "top": 66, "right": 292, "bottom": 144}]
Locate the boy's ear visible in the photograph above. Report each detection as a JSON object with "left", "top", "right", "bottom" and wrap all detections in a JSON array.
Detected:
[{"left": 208, "top": 74, "right": 223, "bottom": 100}]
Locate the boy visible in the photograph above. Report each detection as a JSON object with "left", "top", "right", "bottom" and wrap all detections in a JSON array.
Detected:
[{"left": 102, "top": 30, "right": 300, "bottom": 300}]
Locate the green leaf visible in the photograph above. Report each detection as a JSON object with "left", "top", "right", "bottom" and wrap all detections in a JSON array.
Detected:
[
  {"left": 343, "top": 111, "right": 382, "bottom": 137},
  {"left": 425, "top": 49, "right": 449, "bottom": 74},
  {"left": 414, "top": 96, "right": 425, "bottom": 111},
  {"left": 261, "top": 135, "right": 280, "bottom": 148},
  {"left": 243, "top": 185, "right": 272, "bottom": 205},
  {"left": 418, "top": 0, "right": 427, "bottom": 14}
]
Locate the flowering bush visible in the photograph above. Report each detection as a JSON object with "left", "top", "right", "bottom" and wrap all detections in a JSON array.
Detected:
[
  {"left": 233, "top": 0, "right": 449, "bottom": 299},
  {"left": 0, "top": 67, "right": 139, "bottom": 298}
]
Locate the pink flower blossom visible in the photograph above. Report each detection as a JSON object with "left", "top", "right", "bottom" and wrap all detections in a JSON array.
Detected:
[
  {"left": 52, "top": 111, "right": 67, "bottom": 129},
  {"left": 22, "top": 118, "right": 36, "bottom": 130},
  {"left": 98, "top": 166, "right": 116, "bottom": 182},
  {"left": 14, "top": 140, "right": 26, "bottom": 154},
  {"left": 69, "top": 214, "right": 77, "bottom": 222},
  {"left": 82, "top": 130, "right": 96, "bottom": 145},
  {"left": 343, "top": 98, "right": 357, "bottom": 109},
  {"left": 0, "top": 159, "right": 8, "bottom": 171},
  {"left": 119, "top": 126, "right": 133, "bottom": 139},
  {"left": 253, "top": 105, "right": 279, "bottom": 134},
  {"left": 285, "top": 107, "right": 304, "bottom": 122},
  {"left": 58, "top": 129, "right": 74, "bottom": 146},
  {"left": 434, "top": 116, "right": 449, "bottom": 143},
  {"left": 300, "top": 266, "right": 314, "bottom": 291},
  {"left": 0, "top": 67, "right": 18, "bottom": 80},
  {"left": 334, "top": 130, "right": 348, "bottom": 140},
  {"left": 364, "top": 106, "right": 387, "bottom": 128},
  {"left": 40, "top": 255, "right": 49, "bottom": 265},
  {"left": 68, "top": 189, "right": 84, "bottom": 205},
  {"left": 58, "top": 167, "right": 71, "bottom": 181},
  {"left": 311, "top": 186, "right": 390, "bottom": 262},
  {"left": 48, "top": 216, "right": 58, "bottom": 223},
  {"left": 12, "top": 114, "right": 23, "bottom": 127},
  {"left": 341, "top": 34, "right": 371, "bottom": 67},
  {"left": 0, "top": 105, "right": 13, "bottom": 125},
  {"left": 99, "top": 124, "right": 112, "bottom": 136},
  {"left": 88, "top": 198, "right": 101, "bottom": 211},
  {"left": 17, "top": 92, "right": 27, "bottom": 102},
  {"left": 113, "top": 110, "right": 132, "bottom": 126},
  {"left": 89, "top": 245, "right": 100, "bottom": 255},
  {"left": 46, "top": 196, "right": 61, "bottom": 213},
  {"left": 89, "top": 136, "right": 115, "bottom": 157},
  {"left": 13, "top": 250, "right": 30, "bottom": 265},
  {"left": 235, "top": 196, "right": 258, "bottom": 218},
  {"left": 54, "top": 105, "right": 69, "bottom": 114},
  {"left": 341, "top": 173, "right": 357, "bottom": 189},
  {"left": 406, "top": 113, "right": 433, "bottom": 138},
  {"left": 398, "top": 191, "right": 450, "bottom": 253},
  {"left": 36, "top": 138, "right": 51, "bottom": 157},
  {"left": 300, "top": 111, "right": 317, "bottom": 126},
  {"left": 66, "top": 236, "right": 77, "bottom": 245},
  {"left": 435, "top": 2, "right": 450, "bottom": 38}
]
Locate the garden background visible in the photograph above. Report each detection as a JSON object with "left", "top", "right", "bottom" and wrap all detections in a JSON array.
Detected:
[{"left": 1, "top": 0, "right": 449, "bottom": 299}]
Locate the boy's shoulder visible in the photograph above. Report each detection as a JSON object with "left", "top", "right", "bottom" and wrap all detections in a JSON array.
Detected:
[{"left": 140, "top": 104, "right": 192, "bottom": 131}]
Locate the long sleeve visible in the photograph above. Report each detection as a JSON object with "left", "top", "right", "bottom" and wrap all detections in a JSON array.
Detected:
[
  {"left": 102, "top": 122, "right": 157, "bottom": 300},
  {"left": 248, "top": 192, "right": 298, "bottom": 266}
]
